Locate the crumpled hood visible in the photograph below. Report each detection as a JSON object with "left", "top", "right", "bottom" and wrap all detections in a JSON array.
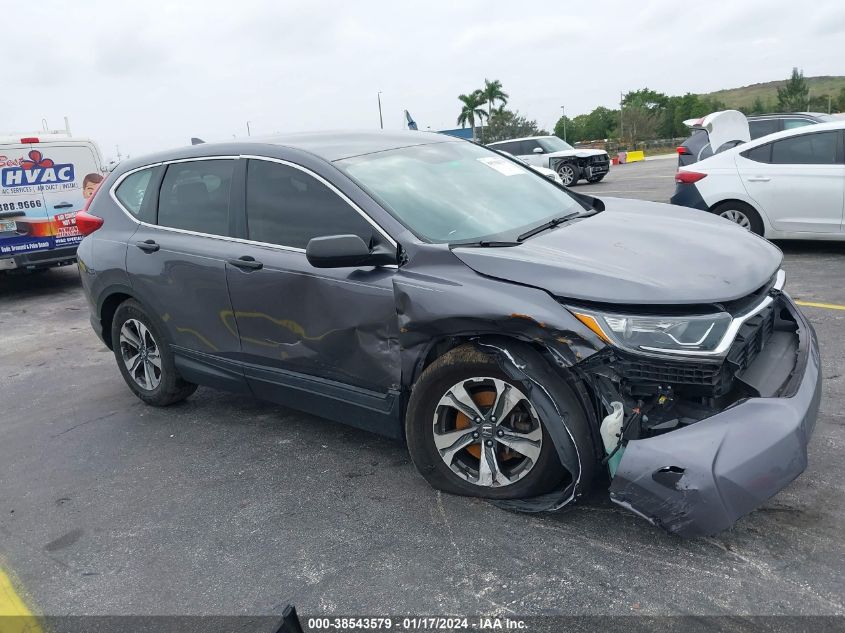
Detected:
[
  {"left": 550, "top": 148, "right": 607, "bottom": 158},
  {"left": 452, "top": 197, "right": 783, "bottom": 305}
]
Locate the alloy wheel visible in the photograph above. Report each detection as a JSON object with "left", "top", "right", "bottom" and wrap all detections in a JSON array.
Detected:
[
  {"left": 719, "top": 208, "right": 751, "bottom": 230},
  {"left": 433, "top": 377, "right": 542, "bottom": 488},
  {"left": 119, "top": 318, "right": 162, "bottom": 391},
  {"left": 557, "top": 164, "right": 576, "bottom": 186}
]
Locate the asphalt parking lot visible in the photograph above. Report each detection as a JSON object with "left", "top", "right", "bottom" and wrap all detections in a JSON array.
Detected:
[{"left": 1, "top": 157, "right": 844, "bottom": 618}]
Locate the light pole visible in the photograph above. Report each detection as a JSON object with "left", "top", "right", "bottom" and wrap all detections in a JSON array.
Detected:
[
  {"left": 377, "top": 92, "right": 384, "bottom": 130},
  {"left": 246, "top": 121, "right": 252, "bottom": 137},
  {"left": 560, "top": 105, "right": 566, "bottom": 141}
]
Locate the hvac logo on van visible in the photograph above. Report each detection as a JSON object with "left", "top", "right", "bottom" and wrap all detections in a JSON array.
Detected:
[{"left": 1, "top": 150, "right": 74, "bottom": 188}]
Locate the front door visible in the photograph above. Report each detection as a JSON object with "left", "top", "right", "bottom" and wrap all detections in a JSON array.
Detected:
[
  {"left": 738, "top": 130, "right": 845, "bottom": 234},
  {"left": 224, "top": 157, "right": 401, "bottom": 432}
]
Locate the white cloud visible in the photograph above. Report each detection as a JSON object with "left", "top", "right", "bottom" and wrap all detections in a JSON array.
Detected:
[{"left": 1, "top": 0, "right": 842, "bottom": 162}]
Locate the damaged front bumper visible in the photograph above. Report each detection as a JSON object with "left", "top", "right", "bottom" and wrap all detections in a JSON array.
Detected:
[{"left": 608, "top": 296, "right": 821, "bottom": 537}]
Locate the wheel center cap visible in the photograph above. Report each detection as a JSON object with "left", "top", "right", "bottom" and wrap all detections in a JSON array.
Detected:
[{"left": 480, "top": 423, "right": 494, "bottom": 438}]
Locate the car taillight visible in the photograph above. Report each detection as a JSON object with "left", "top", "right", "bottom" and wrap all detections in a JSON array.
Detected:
[
  {"left": 675, "top": 171, "right": 707, "bottom": 184},
  {"left": 75, "top": 210, "right": 104, "bottom": 236},
  {"left": 20, "top": 137, "right": 40, "bottom": 143},
  {"left": 74, "top": 182, "right": 105, "bottom": 235},
  {"left": 676, "top": 146, "right": 691, "bottom": 155}
]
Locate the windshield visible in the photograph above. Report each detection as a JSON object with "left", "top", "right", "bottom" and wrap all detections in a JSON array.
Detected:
[
  {"left": 337, "top": 142, "right": 585, "bottom": 244},
  {"left": 538, "top": 136, "right": 575, "bottom": 152}
]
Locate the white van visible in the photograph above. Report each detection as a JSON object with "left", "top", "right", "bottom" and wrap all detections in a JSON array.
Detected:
[{"left": 0, "top": 134, "right": 106, "bottom": 271}]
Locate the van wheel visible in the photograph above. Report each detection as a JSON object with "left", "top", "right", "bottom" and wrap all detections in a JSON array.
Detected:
[
  {"left": 406, "top": 345, "right": 589, "bottom": 500},
  {"left": 556, "top": 162, "right": 580, "bottom": 186},
  {"left": 111, "top": 299, "right": 197, "bottom": 406},
  {"left": 711, "top": 201, "right": 764, "bottom": 236}
]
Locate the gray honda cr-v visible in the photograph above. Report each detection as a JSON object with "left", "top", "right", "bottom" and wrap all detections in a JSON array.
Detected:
[{"left": 76, "top": 130, "right": 820, "bottom": 537}]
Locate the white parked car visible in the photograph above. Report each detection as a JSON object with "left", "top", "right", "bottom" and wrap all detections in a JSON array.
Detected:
[
  {"left": 487, "top": 136, "right": 610, "bottom": 186},
  {"left": 496, "top": 151, "right": 563, "bottom": 184},
  {"left": 671, "top": 121, "right": 845, "bottom": 239}
]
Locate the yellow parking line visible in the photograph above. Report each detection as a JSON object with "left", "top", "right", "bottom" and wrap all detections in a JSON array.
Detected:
[
  {"left": 0, "top": 568, "right": 42, "bottom": 633},
  {"left": 796, "top": 300, "right": 845, "bottom": 312}
]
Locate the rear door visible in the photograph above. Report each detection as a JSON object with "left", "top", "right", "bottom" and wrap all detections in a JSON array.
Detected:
[
  {"left": 737, "top": 130, "right": 845, "bottom": 234},
  {"left": 123, "top": 157, "right": 249, "bottom": 392},
  {"left": 0, "top": 142, "right": 51, "bottom": 261}
]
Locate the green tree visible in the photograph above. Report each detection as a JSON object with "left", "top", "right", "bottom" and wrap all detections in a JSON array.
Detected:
[
  {"left": 777, "top": 67, "right": 809, "bottom": 112},
  {"left": 456, "top": 91, "right": 487, "bottom": 140},
  {"left": 555, "top": 106, "right": 618, "bottom": 142},
  {"left": 750, "top": 96, "right": 766, "bottom": 115},
  {"left": 480, "top": 79, "right": 509, "bottom": 121},
  {"left": 837, "top": 87, "right": 845, "bottom": 112},
  {"left": 482, "top": 109, "right": 547, "bottom": 143},
  {"left": 622, "top": 88, "right": 669, "bottom": 111}
]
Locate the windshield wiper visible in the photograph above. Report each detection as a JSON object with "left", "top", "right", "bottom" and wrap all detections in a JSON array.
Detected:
[
  {"left": 458, "top": 240, "right": 521, "bottom": 248},
  {"left": 517, "top": 212, "right": 580, "bottom": 242}
]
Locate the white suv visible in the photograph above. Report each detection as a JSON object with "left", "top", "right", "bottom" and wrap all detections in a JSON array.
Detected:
[{"left": 488, "top": 136, "right": 610, "bottom": 186}]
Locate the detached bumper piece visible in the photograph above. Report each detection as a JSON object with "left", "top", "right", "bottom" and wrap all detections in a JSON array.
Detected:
[{"left": 608, "top": 296, "right": 821, "bottom": 537}]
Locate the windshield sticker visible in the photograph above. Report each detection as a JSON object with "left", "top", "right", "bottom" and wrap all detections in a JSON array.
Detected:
[{"left": 476, "top": 157, "right": 526, "bottom": 176}]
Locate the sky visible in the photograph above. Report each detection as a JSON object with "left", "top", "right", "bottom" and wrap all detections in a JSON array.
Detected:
[{"left": 3, "top": 0, "right": 844, "bottom": 162}]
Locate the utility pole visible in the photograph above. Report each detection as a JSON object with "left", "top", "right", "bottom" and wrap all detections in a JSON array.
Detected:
[
  {"left": 560, "top": 105, "right": 566, "bottom": 141},
  {"left": 377, "top": 92, "right": 384, "bottom": 130},
  {"left": 619, "top": 92, "right": 624, "bottom": 142},
  {"left": 246, "top": 121, "right": 252, "bottom": 136}
]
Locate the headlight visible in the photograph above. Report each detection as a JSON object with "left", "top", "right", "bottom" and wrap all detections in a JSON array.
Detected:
[{"left": 570, "top": 309, "right": 732, "bottom": 354}]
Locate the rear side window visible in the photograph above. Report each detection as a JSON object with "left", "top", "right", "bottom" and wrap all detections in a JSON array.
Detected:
[
  {"left": 157, "top": 160, "right": 234, "bottom": 236},
  {"left": 748, "top": 119, "right": 780, "bottom": 139},
  {"left": 770, "top": 132, "right": 839, "bottom": 165},
  {"left": 115, "top": 168, "right": 154, "bottom": 216},
  {"left": 741, "top": 143, "right": 772, "bottom": 163},
  {"left": 245, "top": 159, "right": 375, "bottom": 250}
]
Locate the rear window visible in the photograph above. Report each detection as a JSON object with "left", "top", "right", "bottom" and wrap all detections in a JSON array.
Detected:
[
  {"left": 115, "top": 168, "right": 155, "bottom": 217},
  {"left": 770, "top": 131, "right": 839, "bottom": 165},
  {"left": 157, "top": 159, "right": 234, "bottom": 236}
]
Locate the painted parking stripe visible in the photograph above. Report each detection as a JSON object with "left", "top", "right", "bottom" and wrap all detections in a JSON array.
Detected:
[
  {"left": 796, "top": 300, "right": 845, "bottom": 312},
  {"left": 0, "top": 568, "right": 42, "bottom": 633}
]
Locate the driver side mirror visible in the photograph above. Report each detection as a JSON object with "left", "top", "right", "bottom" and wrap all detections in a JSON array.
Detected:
[
  {"left": 306, "top": 234, "right": 396, "bottom": 268},
  {"left": 532, "top": 147, "right": 544, "bottom": 154}
]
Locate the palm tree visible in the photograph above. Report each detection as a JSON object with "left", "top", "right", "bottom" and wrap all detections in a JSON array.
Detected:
[
  {"left": 456, "top": 90, "right": 487, "bottom": 140},
  {"left": 481, "top": 79, "right": 509, "bottom": 120}
]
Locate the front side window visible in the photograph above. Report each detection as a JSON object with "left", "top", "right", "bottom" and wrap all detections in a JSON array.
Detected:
[
  {"left": 115, "top": 167, "right": 155, "bottom": 217},
  {"left": 782, "top": 119, "right": 814, "bottom": 130},
  {"left": 770, "top": 132, "right": 839, "bottom": 165},
  {"left": 245, "top": 159, "right": 375, "bottom": 249},
  {"left": 157, "top": 160, "right": 234, "bottom": 236},
  {"left": 338, "top": 141, "right": 586, "bottom": 244},
  {"left": 518, "top": 139, "right": 542, "bottom": 154}
]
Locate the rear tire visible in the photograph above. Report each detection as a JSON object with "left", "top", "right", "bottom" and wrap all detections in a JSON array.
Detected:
[
  {"left": 111, "top": 299, "right": 197, "bottom": 406},
  {"left": 406, "top": 345, "right": 591, "bottom": 500},
  {"left": 556, "top": 162, "right": 580, "bottom": 187},
  {"left": 711, "top": 201, "right": 764, "bottom": 236}
]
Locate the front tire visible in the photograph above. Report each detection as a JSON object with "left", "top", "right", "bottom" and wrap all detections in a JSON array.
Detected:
[
  {"left": 711, "top": 201, "right": 764, "bottom": 236},
  {"left": 406, "top": 345, "right": 588, "bottom": 500},
  {"left": 111, "top": 299, "right": 197, "bottom": 406},
  {"left": 556, "top": 162, "right": 580, "bottom": 186}
]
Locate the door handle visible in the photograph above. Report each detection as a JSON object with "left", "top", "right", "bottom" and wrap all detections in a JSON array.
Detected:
[
  {"left": 227, "top": 255, "right": 263, "bottom": 270},
  {"left": 746, "top": 176, "right": 771, "bottom": 182},
  {"left": 53, "top": 202, "right": 74, "bottom": 209},
  {"left": 135, "top": 239, "right": 160, "bottom": 253}
]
